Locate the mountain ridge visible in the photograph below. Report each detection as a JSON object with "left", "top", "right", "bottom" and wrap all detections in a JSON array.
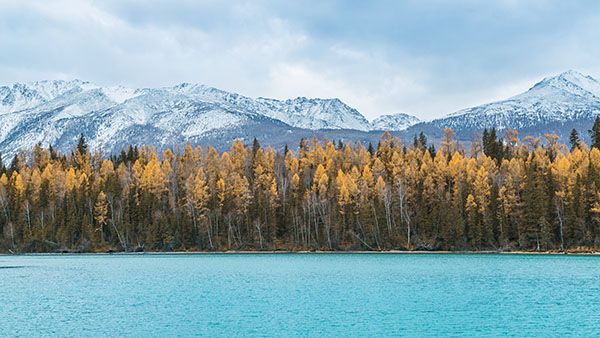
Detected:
[
  {"left": 0, "top": 79, "right": 419, "bottom": 160},
  {"left": 1, "top": 70, "right": 600, "bottom": 160},
  {"left": 414, "top": 70, "right": 600, "bottom": 142}
]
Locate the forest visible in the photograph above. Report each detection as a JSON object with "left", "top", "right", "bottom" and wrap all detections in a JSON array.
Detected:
[{"left": 1, "top": 121, "right": 600, "bottom": 253}]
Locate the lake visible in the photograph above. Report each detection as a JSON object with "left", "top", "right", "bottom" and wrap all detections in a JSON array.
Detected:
[{"left": 1, "top": 253, "right": 599, "bottom": 337}]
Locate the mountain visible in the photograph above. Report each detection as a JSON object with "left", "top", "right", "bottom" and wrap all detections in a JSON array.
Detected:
[
  {"left": 2, "top": 70, "right": 600, "bottom": 160},
  {"left": 370, "top": 113, "right": 421, "bottom": 131},
  {"left": 148, "top": 84, "right": 372, "bottom": 130},
  {"left": 0, "top": 80, "right": 393, "bottom": 160},
  {"left": 256, "top": 97, "right": 372, "bottom": 131},
  {"left": 0, "top": 81, "right": 290, "bottom": 159},
  {"left": 416, "top": 70, "right": 600, "bottom": 141}
]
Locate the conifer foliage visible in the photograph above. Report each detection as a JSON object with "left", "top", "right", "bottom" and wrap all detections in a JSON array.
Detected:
[{"left": 2, "top": 127, "right": 600, "bottom": 252}]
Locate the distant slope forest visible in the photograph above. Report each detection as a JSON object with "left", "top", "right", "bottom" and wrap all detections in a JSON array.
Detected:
[{"left": 2, "top": 119, "right": 600, "bottom": 253}]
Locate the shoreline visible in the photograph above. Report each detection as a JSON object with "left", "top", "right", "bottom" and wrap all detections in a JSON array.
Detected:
[{"left": 2, "top": 250, "right": 600, "bottom": 256}]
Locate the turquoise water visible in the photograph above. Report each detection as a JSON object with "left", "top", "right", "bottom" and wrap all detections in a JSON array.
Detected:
[{"left": 1, "top": 254, "right": 599, "bottom": 337}]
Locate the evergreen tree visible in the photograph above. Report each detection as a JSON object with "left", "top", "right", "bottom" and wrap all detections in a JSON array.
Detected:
[
  {"left": 482, "top": 128, "right": 504, "bottom": 163},
  {"left": 8, "top": 155, "right": 18, "bottom": 176},
  {"left": 77, "top": 133, "right": 88, "bottom": 155},
  {"left": 590, "top": 116, "right": 600, "bottom": 149},
  {"left": 252, "top": 137, "right": 261, "bottom": 159},
  {"left": 482, "top": 128, "right": 490, "bottom": 154},
  {"left": 428, "top": 144, "right": 436, "bottom": 158},
  {"left": 569, "top": 128, "right": 581, "bottom": 151},
  {"left": 418, "top": 132, "right": 428, "bottom": 149},
  {"left": 367, "top": 143, "right": 375, "bottom": 156}
]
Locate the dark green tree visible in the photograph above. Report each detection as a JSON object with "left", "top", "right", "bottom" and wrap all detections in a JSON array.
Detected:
[
  {"left": 428, "top": 144, "right": 436, "bottom": 158},
  {"left": 590, "top": 117, "right": 600, "bottom": 149},
  {"left": 569, "top": 128, "right": 581, "bottom": 151},
  {"left": 419, "top": 132, "right": 428, "bottom": 149},
  {"left": 251, "top": 137, "right": 261, "bottom": 158},
  {"left": 482, "top": 128, "right": 504, "bottom": 164},
  {"left": 9, "top": 154, "right": 18, "bottom": 175},
  {"left": 367, "top": 142, "right": 375, "bottom": 156},
  {"left": 77, "top": 133, "right": 88, "bottom": 155},
  {"left": 482, "top": 128, "right": 490, "bottom": 154}
]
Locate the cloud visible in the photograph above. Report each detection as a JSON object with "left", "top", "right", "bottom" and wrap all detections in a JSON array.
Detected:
[{"left": 1, "top": 0, "right": 599, "bottom": 120}]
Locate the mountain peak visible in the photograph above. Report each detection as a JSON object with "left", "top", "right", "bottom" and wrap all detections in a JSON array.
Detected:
[
  {"left": 370, "top": 113, "right": 420, "bottom": 131},
  {"left": 535, "top": 70, "right": 595, "bottom": 85},
  {"left": 553, "top": 70, "right": 598, "bottom": 85},
  {"left": 558, "top": 69, "right": 584, "bottom": 77},
  {"left": 432, "top": 70, "right": 600, "bottom": 137},
  {"left": 527, "top": 70, "right": 600, "bottom": 99}
]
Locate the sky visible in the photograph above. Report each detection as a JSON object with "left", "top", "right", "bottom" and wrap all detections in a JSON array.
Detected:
[{"left": 1, "top": 0, "right": 600, "bottom": 121}]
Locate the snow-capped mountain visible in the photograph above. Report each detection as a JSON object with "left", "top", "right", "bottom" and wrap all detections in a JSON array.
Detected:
[
  {"left": 256, "top": 97, "right": 371, "bottom": 131},
  {"left": 427, "top": 70, "right": 600, "bottom": 135},
  {"left": 142, "top": 83, "right": 373, "bottom": 130},
  {"left": 0, "top": 81, "right": 294, "bottom": 159},
  {"left": 370, "top": 113, "right": 420, "bottom": 131},
  {"left": 3, "top": 70, "right": 600, "bottom": 160},
  {"left": 0, "top": 80, "right": 383, "bottom": 159}
]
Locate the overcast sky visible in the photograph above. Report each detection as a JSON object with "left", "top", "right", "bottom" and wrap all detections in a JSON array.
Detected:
[{"left": 1, "top": 0, "right": 600, "bottom": 120}]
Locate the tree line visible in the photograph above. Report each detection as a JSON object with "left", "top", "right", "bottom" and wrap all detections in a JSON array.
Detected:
[{"left": 2, "top": 121, "right": 600, "bottom": 252}]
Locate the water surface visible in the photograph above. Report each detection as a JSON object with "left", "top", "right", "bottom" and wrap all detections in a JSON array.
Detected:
[{"left": 1, "top": 253, "right": 599, "bottom": 337}]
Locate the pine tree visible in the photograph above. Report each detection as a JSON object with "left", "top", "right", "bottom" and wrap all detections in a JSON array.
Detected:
[
  {"left": 590, "top": 116, "right": 600, "bottom": 149},
  {"left": 428, "top": 144, "right": 436, "bottom": 158},
  {"left": 569, "top": 128, "right": 581, "bottom": 151},
  {"left": 77, "top": 133, "right": 88, "bottom": 156},
  {"left": 482, "top": 128, "right": 490, "bottom": 155},
  {"left": 367, "top": 143, "right": 375, "bottom": 156},
  {"left": 252, "top": 137, "right": 261, "bottom": 159},
  {"left": 418, "top": 132, "right": 427, "bottom": 149}
]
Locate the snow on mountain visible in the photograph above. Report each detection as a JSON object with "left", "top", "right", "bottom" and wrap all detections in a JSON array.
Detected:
[
  {"left": 170, "top": 84, "right": 372, "bottom": 130},
  {"left": 0, "top": 80, "right": 89, "bottom": 114},
  {"left": 256, "top": 97, "right": 371, "bottom": 131},
  {"left": 370, "top": 113, "right": 420, "bottom": 131},
  {"left": 3, "top": 70, "right": 599, "bottom": 160},
  {"left": 431, "top": 70, "right": 600, "bottom": 133},
  {"left": 101, "top": 86, "right": 141, "bottom": 104},
  {"left": 0, "top": 80, "right": 376, "bottom": 159},
  {"left": 0, "top": 80, "right": 113, "bottom": 144}
]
